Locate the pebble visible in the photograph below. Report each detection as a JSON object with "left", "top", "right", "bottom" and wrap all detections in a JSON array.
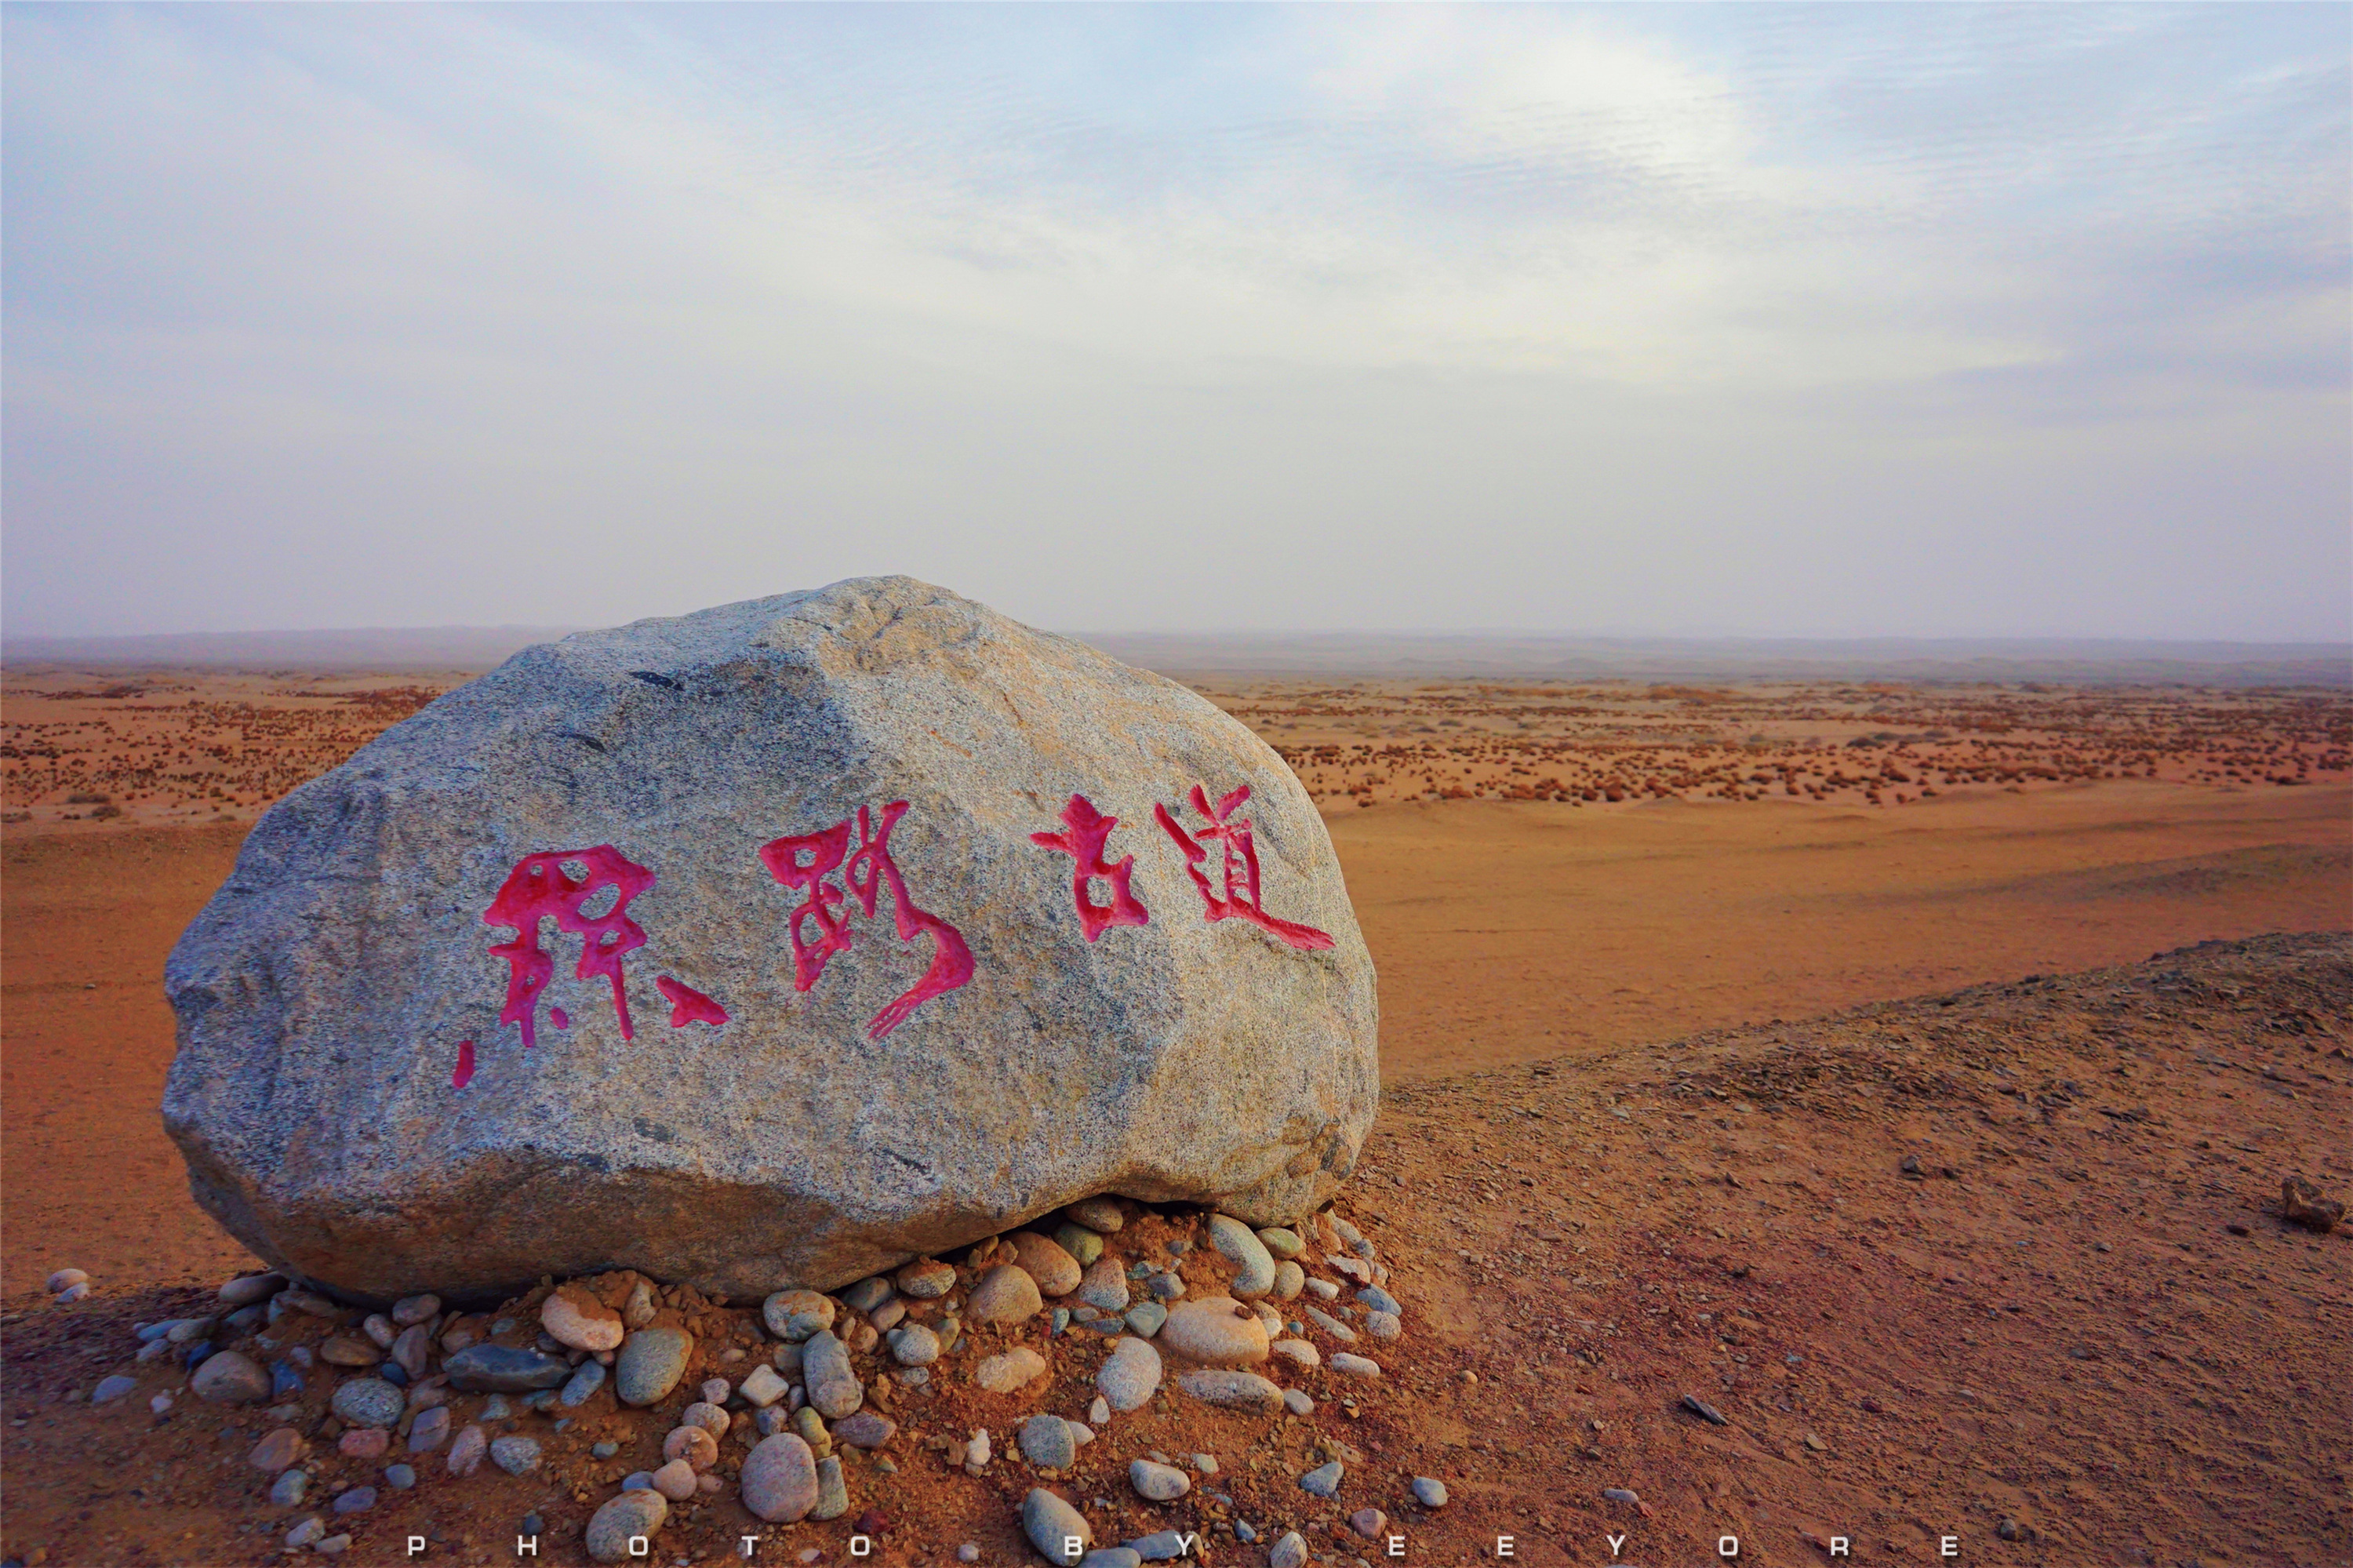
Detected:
[
  {"left": 284, "top": 1516, "right": 325, "bottom": 1549},
  {"left": 543, "top": 1284, "right": 626, "bottom": 1352},
  {"left": 444, "top": 1424, "right": 488, "bottom": 1477},
  {"left": 1412, "top": 1475, "right": 1449, "bottom": 1508},
  {"left": 270, "top": 1360, "right": 304, "bottom": 1399},
  {"left": 681, "top": 1399, "right": 730, "bottom": 1437},
  {"left": 835, "top": 1410, "right": 898, "bottom": 1449},
  {"left": 842, "top": 1276, "right": 893, "bottom": 1313},
  {"left": 191, "top": 1350, "right": 271, "bottom": 1404},
  {"left": 149, "top": 1392, "right": 174, "bottom": 1415},
  {"left": 801, "top": 1330, "right": 864, "bottom": 1417},
  {"left": 896, "top": 1258, "right": 958, "bottom": 1299},
  {"left": 1351, "top": 1508, "right": 1387, "bottom": 1538},
  {"left": 889, "top": 1323, "right": 942, "bottom": 1366},
  {"left": 621, "top": 1472, "right": 655, "bottom": 1491},
  {"left": 1304, "top": 1278, "right": 1340, "bottom": 1301},
  {"left": 958, "top": 1547, "right": 981, "bottom": 1564},
  {"left": 320, "top": 1335, "right": 380, "bottom": 1368},
  {"left": 1160, "top": 1298, "right": 1272, "bottom": 1366},
  {"left": 1269, "top": 1261, "right": 1305, "bottom": 1301},
  {"left": 585, "top": 1489, "right": 669, "bottom": 1563},
  {"left": 391, "top": 1293, "right": 440, "bottom": 1326},
  {"left": 664, "top": 1425, "right": 721, "bottom": 1468},
  {"left": 793, "top": 1405, "right": 833, "bottom": 1456},
  {"left": 652, "top": 1457, "right": 699, "bottom": 1501},
  {"left": 1129, "top": 1459, "right": 1190, "bottom": 1501},
  {"left": 870, "top": 1297, "right": 907, "bottom": 1331},
  {"left": 1358, "top": 1286, "right": 1402, "bottom": 1315},
  {"left": 443, "top": 1344, "right": 573, "bottom": 1393},
  {"left": 755, "top": 1406, "right": 791, "bottom": 1436},
  {"left": 1128, "top": 1533, "right": 1191, "bottom": 1562},
  {"left": 1175, "top": 1369, "right": 1285, "bottom": 1413},
  {"left": 329, "top": 1377, "right": 405, "bottom": 1429},
  {"left": 1270, "top": 1338, "right": 1321, "bottom": 1368},
  {"left": 974, "top": 1347, "right": 1049, "bottom": 1394},
  {"left": 1021, "top": 1488, "right": 1093, "bottom": 1566},
  {"left": 1082, "top": 1551, "right": 1143, "bottom": 1568},
  {"left": 331, "top": 1486, "right": 376, "bottom": 1516},
  {"left": 764, "top": 1290, "right": 837, "bottom": 1343},
  {"left": 1145, "top": 1274, "right": 1187, "bottom": 1302},
  {"left": 337, "top": 1427, "right": 389, "bottom": 1459},
  {"left": 46, "top": 1268, "right": 89, "bottom": 1293},
  {"left": 811, "top": 1453, "right": 851, "bottom": 1519},
  {"left": 622, "top": 1279, "right": 657, "bottom": 1330},
  {"left": 1282, "top": 1388, "right": 1315, "bottom": 1417},
  {"left": 490, "top": 1435, "right": 542, "bottom": 1475},
  {"left": 315, "top": 1536, "right": 352, "bottom": 1556},
  {"left": 1299, "top": 1460, "right": 1344, "bottom": 1497},
  {"left": 1089, "top": 1395, "right": 1111, "bottom": 1424},
  {"left": 1269, "top": 1531, "right": 1308, "bottom": 1568},
  {"left": 363, "top": 1313, "right": 398, "bottom": 1349},
  {"left": 969, "top": 1264, "right": 1046, "bottom": 1324},
  {"left": 1018, "top": 1413, "right": 1076, "bottom": 1469},
  {"left": 1053, "top": 1224, "right": 1107, "bottom": 1268},
  {"left": 740, "top": 1363, "right": 791, "bottom": 1406},
  {"left": 1077, "top": 1256, "right": 1130, "bottom": 1313},
  {"left": 616, "top": 1326, "right": 694, "bottom": 1406},
  {"left": 1679, "top": 1394, "right": 1730, "bottom": 1427},
  {"left": 1602, "top": 1488, "right": 1640, "bottom": 1505},
  {"left": 1206, "top": 1215, "right": 1278, "bottom": 1297},
  {"left": 480, "top": 1395, "right": 512, "bottom": 1421},
  {"left": 269, "top": 1469, "right": 310, "bottom": 1506},
  {"left": 1123, "top": 1301, "right": 1168, "bottom": 1337},
  {"left": 742, "top": 1433, "right": 820, "bottom": 1523},
  {"left": 1096, "top": 1337, "right": 1163, "bottom": 1412},
  {"left": 1364, "top": 1312, "right": 1402, "bottom": 1341},
  {"left": 1068, "top": 1197, "right": 1126, "bottom": 1233},
  {"left": 219, "top": 1273, "right": 285, "bottom": 1308},
  {"left": 560, "top": 1359, "right": 608, "bottom": 1407},
  {"left": 249, "top": 1427, "right": 305, "bottom": 1472},
  {"left": 965, "top": 1428, "right": 991, "bottom": 1472},
  {"left": 390, "top": 1323, "right": 432, "bottom": 1379},
  {"left": 1329, "top": 1352, "right": 1381, "bottom": 1378},
  {"left": 92, "top": 1374, "right": 137, "bottom": 1404},
  {"left": 1304, "top": 1305, "right": 1357, "bottom": 1341},
  {"left": 279, "top": 1290, "right": 340, "bottom": 1318}
]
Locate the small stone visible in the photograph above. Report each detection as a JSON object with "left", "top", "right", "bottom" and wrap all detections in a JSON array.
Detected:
[
  {"left": 1019, "top": 1413, "right": 1076, "bottom": 1469},
  {"left": 889, "top": 1323, "right": 941, "bottom": 1366},
  {"left": 1123, "top": 1301, "right": 1168, "bottom": 1337},
  {"left": 1082, "top": 1551, "right": 1143, "bottom": 1568},
  {"left": 1089, "top": 1396, "right": 1111, "bottom": 1425},
  {"left": 1304, "top": 1277, "right": 1339, "bottom": 1301},
  {"left": 1096, "top": 1337, "right": 1162, "bottom": 1411},
  {"left": 965, "top": 1428, "right": 992, "bottom": 1470},
  {"left": 1129, "top": 1459, "right": 1190, "bottom": 1501},
  {"left": 1176, "top": 1369, "right": 1285, "bottom": 1413},
  {"left": 329, "top": 1377, "right": 405, "bottom": 1428},
  {"left": 652, "top": 1457, "right": 698, "bottom": 1501},
  {"left": 220, "top": 1272, "right": 285, "bottom": 1307},
  {"left": 1075, "top": 1256, "right": 1129, "bottom": 1313},
  {"left": 974, "top": 1347, "right": 1049, "bottom": 1394},
  {"left": 1051, "top": 1223, "right": 1105, "bottom": 1268},
  {"left": 801, "top": 1330, "right": 864, "bottom": 1418},
  {"left": 793, "top": 1404, "right": 833, "bottom": 1457},
  {"left": 560, "top": 1359, "right": 609, "bottom": 1407},
  {"left": 46, "top": 1268, "right": 89, "bottom": 1293},
  {"left": 835, "top": 1410, "right": 899, "bottom": 1449},
  {"left": 363, "top": 1313, "right": 398, "bottom": 1349},
  {"left": 481, "top": 1395, "right": 512, "bottom": 1421},
  {"left": 1068, "top": 1421, "right": 1095, "bottom": 1446},
  {"left": 1269, "top": 1531, "right": 1308, "bottom": 1568},
  {"left": 321, "top": 1334, "right": 382, "bottom": 1368},
  {"left": 1271, "top": 1261, "right": 1304, "bottom": 1301},
  {"left": 191, "top": 1350, "right": 271, "bottom": 1404},
  {"left": 250, "top": 1427, "right": 305, "bottom": 1471},
  {"left": 384, "top": 1463, "right": 416, "bottom": 1490},
  {"left": 1303, "top": 1305, "right": 1356, "bottom": 1342},
  {"left": 969, "top": 1264, "right": 1046, "bottom": 1325},
  {"left": 490, "top": 1435, "right": 542, "bottom": 1475},
  {"left": 763, "top": 1290, "right": 838, "bottom": 1343},
  {"left": 1679, "top": 1394, "right": 1729, "bottom": 1426},
  {"left": 586, "top": 1490, "right": 669, "bottom": 1563},
  {"left": 443, "top": 1344, "right": 573, "bottom": 1393},
  {"left": 622, "top": 1279, "right": 657, "bottom": 1330},
  {"left": 1411, "top": 1476, "right": 1448, "bottom": 1508},
  {"left": 389, "top": 1323, "right": 432, "bottom": 1380},
  {"left": 271, "top": 1360, "right": 304, "bottom": 1399},
  {"left": 445, "top": 1424, "right": 488, "bottom": 1477},
  {"left": 92, "top": 1374, "right": 137, "bottom": 1404},
  {"left": 1128, "top": 1533, "right": 1191, "bottom": 1562},
  {"left": 1357, "top": 1286, "right": 1401, "bottom": 1315},
  {"left": 543, "top": 1284, "right": 626, "bottom": 1352},
  {"left": 1350, "top": 1508, "right": 1387, "bottom": 1537},
  {"left": 284, "top": 1515, "right": 324, "bottom": 1548},
  {"left": 314, "top": 1536, "right": 352, "bottom": 1557},
  {"left": 664, "top": 1425, "right": 721, "bottom": 1469},
  {"left": 1364, "top": 1312, "right": 1401, "bottom": 1340},
  {"left": 681, "top": 1399, "right": 731, "bottom": 1437},
  {"left": 1298, "top": 1460, "right": 1344, "bottom": 1497},
  {"left": 1021, "top": 1488, "right": 1093, "bottom": 1566},
  {"left": 148, "top": 1392, "right": 175, "bottom": 1415},
  {"left": 1145, "top": 1274, "right": 1186, "bottom": 1302},
  {"left": 740, "top": 1363, "right": 791, "bottom": 1406},
  {"left": 842, "top": 1275, "right": 894, "bottom": 1313},
  {"left": 331, "top": 1486, "right": 376, "bottom": 1515},
  {"left": 616, "top": 1326, "right": 694, "bottom": 1406},
  {"left": 1802, "top": 1432, "right": 1828, "bottom": 1453},
  {"left": 1256, "top": 1228, "right": 1304, "bottom": 1260},
  {"left": 1206, "top": 1215, "right": 1278, "bottom": 1297},
  {"left": 391, "top": 1293, "right": 440, "bottom": 1325},
  {"left": 958, "top": 1547, "right": 981, "bottom": 1564},
  {"left": 1158, "top": 1298, "right": 1271, "bottom": 1366},
  {"left": 270, "top": 1469, "right": 310, "bottom": 1506},
  {"left": 1269, "top": 1339, "right": 1320, "bottom": 1368},
  {"left": 742, "top": 1433, "right": 821, "bottom": 1523},
  {"left": 338, "top": 1427, "right": 390, "bottom": 1459},
  {"left": 896, "top": 1258, "right": 957, "bottom": 1299},
  {"left": 810, "top": 1453, "right": 851, "bottom": 1519},
  {"left": 1329, "top": 1352, "right": 1381, "bottom": 1378},
  {"left": 279, "top": 1289, "right": 341, "bottom": 1318},
  {"left": 1602, "top": 1487, "right": 1640, "bottom": 1505}
]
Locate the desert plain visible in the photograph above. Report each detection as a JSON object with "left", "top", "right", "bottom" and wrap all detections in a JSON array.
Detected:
[{"left": 2, "top": 663, "right": 2348, "bottom": 1566}]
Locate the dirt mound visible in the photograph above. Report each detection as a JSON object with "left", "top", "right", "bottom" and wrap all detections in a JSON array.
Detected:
[{"left": 5, "top": 934, "right": 2347, "bottom": 1566}]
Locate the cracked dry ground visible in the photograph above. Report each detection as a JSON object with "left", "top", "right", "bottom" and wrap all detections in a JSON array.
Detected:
[{"left": 5, "top": 933, "right": 2348, "bottom": 1568}]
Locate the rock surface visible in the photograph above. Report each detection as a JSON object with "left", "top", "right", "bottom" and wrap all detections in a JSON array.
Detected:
[{"left": 162, "top": 577, "right": 1377, "bottom": 1301}]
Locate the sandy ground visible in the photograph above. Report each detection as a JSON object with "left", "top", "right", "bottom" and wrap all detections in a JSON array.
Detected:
[{"left": 2, "top": 669, "right": 2349, "bottom": 1566}]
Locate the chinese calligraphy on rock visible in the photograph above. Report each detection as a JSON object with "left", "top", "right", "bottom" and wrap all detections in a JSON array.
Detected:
[
  {"left": 1030, "top": 793, "right": 1151, "bottom": 942},
  {"left": 1153, "top": 783, "right": 1334, "bottom": 951}
]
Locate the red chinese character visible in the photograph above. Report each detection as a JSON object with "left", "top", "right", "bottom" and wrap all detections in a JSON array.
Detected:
[
  {"left": 1030, "top": 793, "right": 1150, "bottom": 942},
  {"left": 758, "top": 801, "right": 975, "bottom": 1039},
  {"left": 483, "top": 845, "right": 656, "bottom": 1049},
  {"left": 1154, "top": 783, "right": 1333, "bottom": 951}
]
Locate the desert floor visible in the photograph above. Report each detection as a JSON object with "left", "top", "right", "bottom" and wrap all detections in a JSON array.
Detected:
[{"left": 1, "top": 670, "right": 2348, "bottom": 1566}]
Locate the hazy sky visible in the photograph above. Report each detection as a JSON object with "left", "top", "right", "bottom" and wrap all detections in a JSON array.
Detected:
[{"left": 5, "top": 4, "right": 2348, "bottom": 640}]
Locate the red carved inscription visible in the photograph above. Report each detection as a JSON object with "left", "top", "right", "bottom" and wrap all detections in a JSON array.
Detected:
[
  {"left": 1031, "top": 793, "right": 1150, "bottom": 941},
  {"left": 482, "top": 845, "right": 656, "bottom": 1049},
  {"left": 1154, "top": 783, "right": 1333, "bottom": 951}
]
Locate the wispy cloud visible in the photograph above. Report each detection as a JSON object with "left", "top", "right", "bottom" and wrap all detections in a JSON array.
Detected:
[{"left": 4, "top": 4, "right": 2345, "bottom": 640}]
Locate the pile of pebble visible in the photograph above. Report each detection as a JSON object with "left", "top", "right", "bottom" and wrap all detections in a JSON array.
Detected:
[{"left": 66, "top": 1201, "right": 1447, "bottom": 1564}]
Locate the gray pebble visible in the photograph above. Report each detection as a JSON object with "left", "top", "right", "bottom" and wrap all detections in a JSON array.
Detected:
[
  {"left": 330, "top": 1486, "right": 375, "bottom": 1515},
  {"left": 270, "top": 1469, "right": 309, "bottom": 1507},
  {"left": 560, "top": 1359, "right": 608, "bottom": 1407},
  {"left": 592, "top": 1440, "right": 620, "bottom": 1459},
  {"left": 1129, "top": 1459, "right": 1189, "bottom": 1501},
  {"left": 284, "top": 1517, "right": 325, "bottom": 1549},
  {"left": 1020, "top": 1413, "right": 1077, "bottom": 1469},
  {"left": 1282, "top": 1389, "right": 1314, "bottom": 1416},
  {"left": 841, "top": 1276, "right": 893, "bottom": 1313},
  {"left": 1145, "top": 1274, "right": 1186, "bottom": 1302},
  {"left": 1412, "top": 1476, "right": 1448, "bottom": 1508},
  {"left": 1123, "top": 1301, "right": 1168, "bottom": 1337},
  {"left": 384, "top": 1464, "right": 416, "bottom": 1490},
  {"left": 1127, "top": 1533, "right": 1192, "bottom": 1562},
  {"left": 442, "top": 1344, "right": 571, "bottom": 1393},
  {"left": 585, "top": 1490, "right": 669, "bottom": 1563},
  {"left": 328, "top": 1378, "right": 405, "bottom": 1430},
  {"left": 615, "top": 1326, "right": 693, "bottom": 1406},
  {"left": 92, "top": 1375, "right": 137, "bottom": 1404},
  {"left": 490, "top": 1435, "right": 542, "bottom": 1475},
  {"left": 1080, "top": 1552, "right": 1142, "bottom": 1568},
  {"left": 1021, "top": 1488, "right": 1093, "bottom": 1566},
  {"left": 1299, "top": 1460, "right": 1344, "bottom": 1497},
  {"left": 1268, "top": 1531, "right": 1307, "bottom": 1568},
  {"left": 1357, "top": 1287, "right": 1401, "bottom": 1316},
  {"left": 1603, "top": 1487, "right": 1639, "bottom": 1504},
  {"left": 407, "top": 1406, "right": 451, "bottom": 1453}
]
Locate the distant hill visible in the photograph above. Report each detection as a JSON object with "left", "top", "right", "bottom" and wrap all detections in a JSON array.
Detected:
[{"left": 4, "top": 624, "right": 2346, "bottom": 688}]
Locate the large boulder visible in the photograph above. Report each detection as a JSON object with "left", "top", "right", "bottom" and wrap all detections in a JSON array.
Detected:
[{"left": 162, "top": 577, "right": 1378, "bottom": 1303}]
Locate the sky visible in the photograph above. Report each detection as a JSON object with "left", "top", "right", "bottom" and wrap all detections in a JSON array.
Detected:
[{"left": 4, "top": 3, "right": 2348, "bottom": 642}]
